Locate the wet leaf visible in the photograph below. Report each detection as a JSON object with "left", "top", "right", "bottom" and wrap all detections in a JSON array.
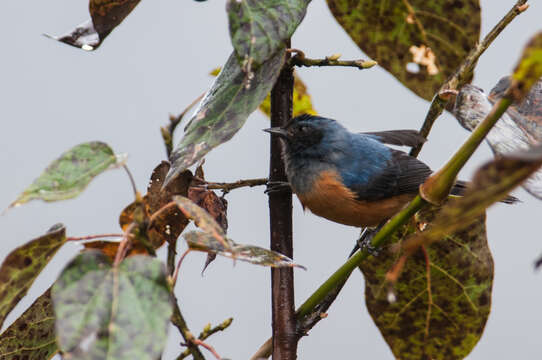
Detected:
[
  {"left": 326, "top": 0, "right": 480, "bottom": 100},
  {"left": 405, "top": 144, "right": 542, "bottom": 252},
  {"left": 0, "top": 224, "right": 66, "bottom": 328},
  {"left": 453, "top": 83, "right": 542, "bottom": 199},
  {"left": 52, "top": 252, "right": 172, "bottom": 359},
  {"left": 259, "top": 71, "right": 317, "bottom": 117},
  {"left": 119, "top": 161, "right": 192, "bottom": 248},
  {"left": 184, "top": 231, "right": 305, "bottom": 269},
  {"left": 165, "top": 49, "right": 285, "bottom": 185},
  {"left": 45, "top": 0, "right": 141, "bottom": 51},
  {"left": 0, "top": 289, "right": 57, "bottom": 360},
  {"left": 10, "top": 142, "right": 120, "bottom": 208},
  {"left": 360, "top": 208, "right": 491, "bottom": 360},
  {"left": 490, "top": 76, "right": 542, "bottom": 129},
  {"left": 227, "top": 0, "right": 310, "bottom": 70}
]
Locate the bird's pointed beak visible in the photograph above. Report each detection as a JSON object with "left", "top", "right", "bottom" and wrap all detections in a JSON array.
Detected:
[{"left": 263, "top": 127, "right": 289, "bottom": 139}]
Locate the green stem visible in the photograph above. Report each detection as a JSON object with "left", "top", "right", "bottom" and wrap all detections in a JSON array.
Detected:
[
  {"left": 296, "top": 196, "right": 425, "bottom": 318},
  {"left": 421, "top": 97, "right": 513, "bottom": 203}
]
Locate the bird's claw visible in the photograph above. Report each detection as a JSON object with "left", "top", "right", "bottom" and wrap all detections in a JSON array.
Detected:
[
  {"left": 358, "top": 237, "right": 380, "bottom": 257},
  {"left": 265, "top": 181, "right": 291, "bottom": 194}
]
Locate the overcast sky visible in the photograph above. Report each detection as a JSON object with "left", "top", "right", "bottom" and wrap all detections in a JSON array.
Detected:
[{"left": 1, "top": 0, "right": 541, "bottom": 359}]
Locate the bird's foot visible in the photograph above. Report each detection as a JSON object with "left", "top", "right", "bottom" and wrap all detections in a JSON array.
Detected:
[
  {"left": 349, "top": 226, "right": 382, "bottom": 257},
  {"left": 358, "top": 237, "right": 380, "bottom": 257},
  {"left": 265, "top": 181, "right": 291, "bottom": 194}
]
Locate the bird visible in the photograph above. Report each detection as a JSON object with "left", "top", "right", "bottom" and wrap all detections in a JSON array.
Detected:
[{"left": 264, "top": 114, "right": 515, "bottom": 228}]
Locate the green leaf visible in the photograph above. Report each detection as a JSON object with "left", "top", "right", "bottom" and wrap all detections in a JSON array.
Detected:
[
  {"left": 326, "top": 0, "right": 480, "bottom": 100},
  {"left": 184, "top": 231, "right": 305, "bottom": 269},
  {"left": 165, "top": 50, "right": 285, "bottom": 185},
  {"left": 227, "top": 0, "right": 310, "bottom": 69},
  {"left": 45, "top": 0, "right": 141, "bottom": 51},
  {"left": 10, "top": 142, "right": 121, "bottom": 208},
  {"left": 52, "top": 252, "right": 172, "bottom": 360},
  {"left": 0, "top": 224, "right": 66, "bottom": 327},
  {"left": 360, "top": 208, "right": 492, "bottom": 360},
  {"left": 0, "top": 289, "right": 57, "bottom": 360}
]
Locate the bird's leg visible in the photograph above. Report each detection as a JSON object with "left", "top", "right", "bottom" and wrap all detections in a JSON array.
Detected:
[
  {"left": 349, "top": 223, "right": 385, "bottom": 257},
  {"left": 265, "top": 180, "right": 292, "bottom": 194}
]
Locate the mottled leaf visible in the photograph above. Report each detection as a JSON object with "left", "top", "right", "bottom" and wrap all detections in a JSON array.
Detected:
[
  {"left": 259, "top": 71, "right": 317, "bottom": 117},
  {"left": 119, "top": 161, "right": 192, "bottom": 248},
  {"left": 0, "top": 224, "right": 66, "bottom": 327},
  {"left": 189, "top": 177, "right": 229, "bottom": 272},
  {"left": 361, "top": 208, "right": 491, "bottom": 360},
  {"left": 172, "top": 196, "right": 230, "bottom": 251},
  {"left": 326, "top": 0, "right": 480, "bottom": 100},
  {"left": 10, "top": 142, "right": 120, "bottom": 208},
  {"left": 184, "top": 231, "right": 305, "bottom": 269},
  {"left": 0, "top": 289, "right": 57, "bottom": 360},
  {"left": 45, "top": 0, "right": 141, "bottom": 51},
  {"left": 165, "top": 49, "right": 285, "bottom": 185},
  {"left": 227, "top": 0, "right": 310, "bottom": 69},
  {"left": 52, "top": 252, "right": 172, "bottom": 359}
]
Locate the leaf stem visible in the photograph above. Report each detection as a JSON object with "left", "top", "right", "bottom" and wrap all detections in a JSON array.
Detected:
[
  {"left": 409, "top": 0, "right": 529, "bottom": 157},
  {"left": 122, "top": 164, "right": 138, "bottom": 198},
  {"left": 67, "top": 233, "right": 123, "bottom": 241}
]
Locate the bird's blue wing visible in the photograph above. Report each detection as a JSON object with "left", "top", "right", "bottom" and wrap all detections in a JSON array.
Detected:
[{"left": 340, "top": 143, "right": 432, "bottom": 201}]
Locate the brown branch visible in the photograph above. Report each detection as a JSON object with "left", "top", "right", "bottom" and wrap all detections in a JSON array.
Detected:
[
  {"left": 162, "top": 93, "right": 205, "bottom": 157},
  {"left": 268, "top": 44, "right": 297, "bottom": 359},
  {"left": 409, "top": 0, "right": 529, "bottom": 157},
  {"left": 177, "top": 318, "right": 233, "bottom": 360}
]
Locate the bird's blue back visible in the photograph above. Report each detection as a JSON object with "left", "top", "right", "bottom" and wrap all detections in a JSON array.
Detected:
[{"left": 284, "top": 117, "right": 394, "bottom": 196}]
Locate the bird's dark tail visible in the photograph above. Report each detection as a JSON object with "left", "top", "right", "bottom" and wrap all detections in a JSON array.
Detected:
[{"left": 451, "top": 180, "right": 519, "bottom": 204}]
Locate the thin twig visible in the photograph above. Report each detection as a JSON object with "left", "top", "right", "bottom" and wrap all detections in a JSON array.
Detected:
[
  {"left": 67, "top": 233, "right": 123, "bottom": 241},
  {"left": 162, "top": 93, "right": 205, "bottom": 157},
  {"left": 290, "top": 54, "right": 377, "bottom": 70},
  {"left": 171, "top": 295, "right": 206, "bottom": 360},
  {"left": 196, "top": 177, "right": 268, "bottom": 193},
  {"left": 177, "top": 318, "right": 233, "bottom": 360},
  {"left": 409, "top": 0, "right": 529, "bottom": 157}
]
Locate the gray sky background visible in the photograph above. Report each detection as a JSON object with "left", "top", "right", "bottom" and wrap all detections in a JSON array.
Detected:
[{"left": 1, "top": 1, "right": 541, "bottom": 359}]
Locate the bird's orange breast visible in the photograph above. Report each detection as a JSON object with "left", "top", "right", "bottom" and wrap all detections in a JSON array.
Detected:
[{"left": 296, "top": 170, "right": 414, "bottom": 227}]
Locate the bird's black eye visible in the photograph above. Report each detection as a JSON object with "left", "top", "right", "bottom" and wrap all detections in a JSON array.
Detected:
[{"left": 298, "top": 125, "right": 308, "bottom": 132}]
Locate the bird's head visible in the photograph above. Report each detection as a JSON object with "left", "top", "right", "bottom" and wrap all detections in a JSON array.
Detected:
[{"left": 263, "top": 114, "right": 345, "bottom": 154}]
